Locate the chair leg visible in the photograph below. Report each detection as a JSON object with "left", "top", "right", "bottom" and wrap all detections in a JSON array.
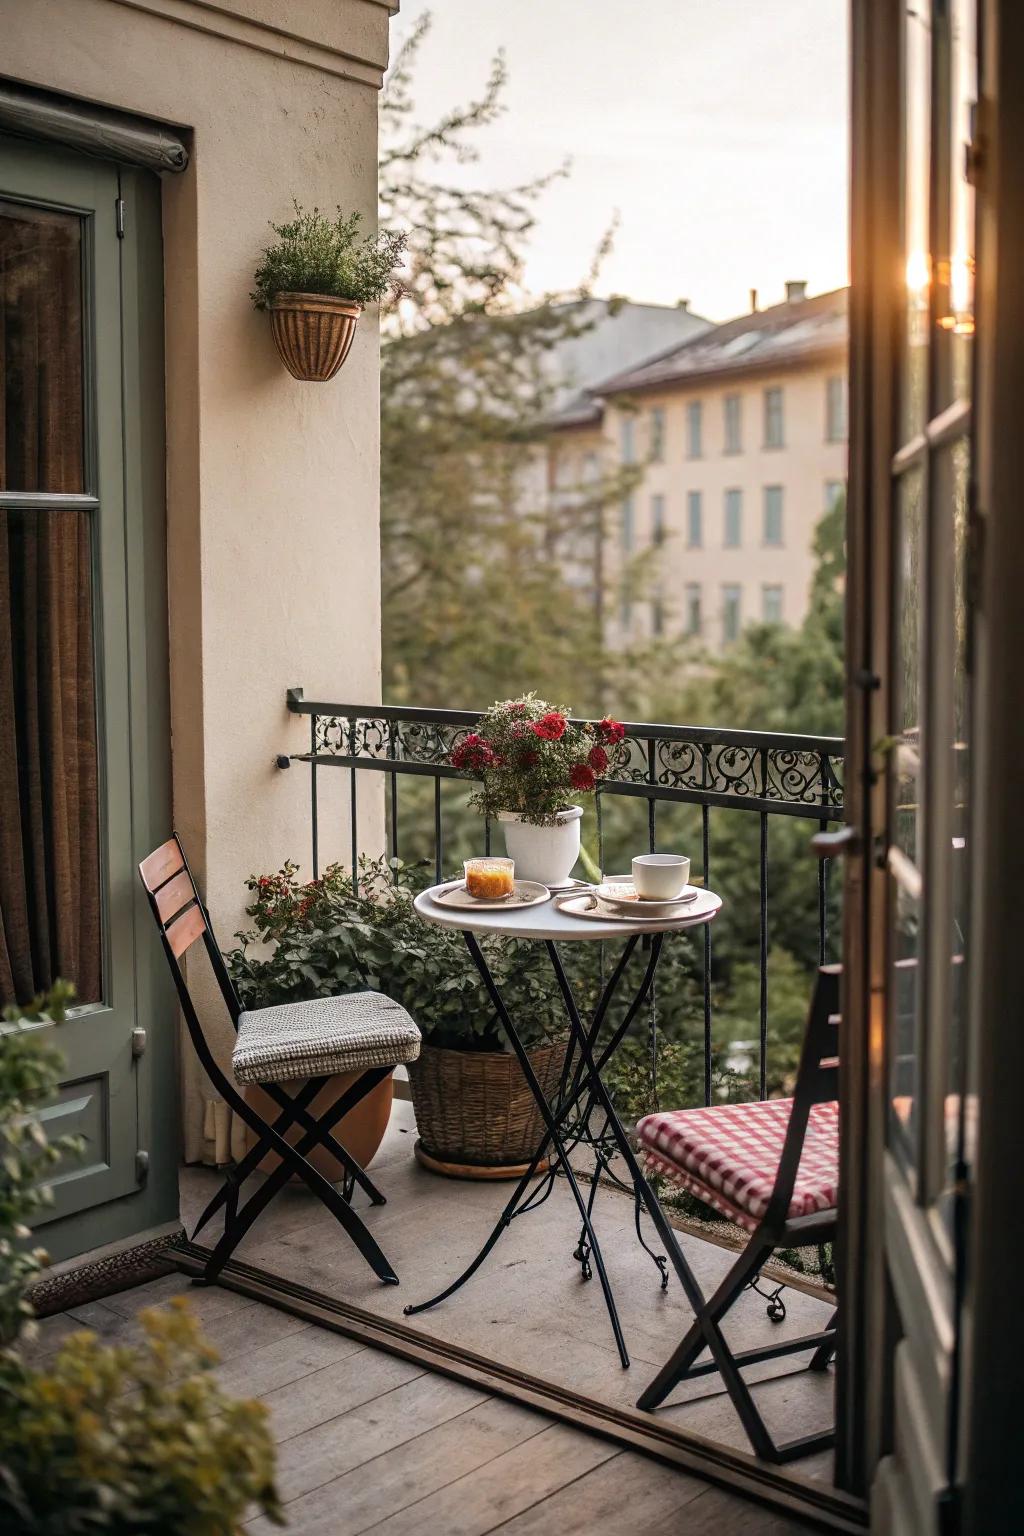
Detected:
[
  {"left": 262, "top": 1070, "right": 389, "bottom": 1207},
  {"left": 809, "top": 1307, "right": 838, "bottom": 1371},
  {"left": 191, "top": 1079, "right": 325, "bottom": 1239}
]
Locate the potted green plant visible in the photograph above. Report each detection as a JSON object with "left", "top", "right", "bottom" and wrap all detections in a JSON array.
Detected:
[
  {"left": 227, "top": 859, "right": 582, "bottom": 1178},
  {"left": 450, "top": 695, "right": 625, "bottom": 886},
  {"left": 251, "top": 203, "right": 406, "bottom": 381},
  {"left": 0, "top": 986, "right": 283, "bottom": 1530}
]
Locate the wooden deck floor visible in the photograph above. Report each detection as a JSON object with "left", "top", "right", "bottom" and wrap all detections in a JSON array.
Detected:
[
  {"left": 178, "top": 1101, "right": 836, "bottom": 1475},
  {"left": 26, "top": 1274, "right": 817, "bottom": 1534}
]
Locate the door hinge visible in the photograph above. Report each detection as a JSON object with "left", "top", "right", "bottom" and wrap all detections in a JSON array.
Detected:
[
  {"left": 115, "top": 197, "right": 126, "bottom": 238},
  {"left": 135, "top": 1149, "right": 150, "bottom": 1183},
  {"left": 131, "top": 1026, "right": 147, "bottom": 1059}
]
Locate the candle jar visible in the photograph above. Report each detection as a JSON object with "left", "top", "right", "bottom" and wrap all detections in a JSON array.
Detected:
[{"left": 464, "top": 857, "right": 515, "bottom": 901}]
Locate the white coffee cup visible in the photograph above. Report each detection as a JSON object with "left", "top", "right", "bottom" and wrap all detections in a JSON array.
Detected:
[{"left": 631, "top": 853, "right": 690, "bottom": 901}]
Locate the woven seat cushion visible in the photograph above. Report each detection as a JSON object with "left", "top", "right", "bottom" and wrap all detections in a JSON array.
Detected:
[
  {"left": 232, "top": 992, "right": 421, "bottom": 1086},
  {"left": 636, "top": 1098, "right": 839, "bottom": 1232}
]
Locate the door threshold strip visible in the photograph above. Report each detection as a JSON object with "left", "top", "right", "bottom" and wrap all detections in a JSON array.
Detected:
[{"left": 170, "top": 1239, "right": 866, "bottom": 1534}]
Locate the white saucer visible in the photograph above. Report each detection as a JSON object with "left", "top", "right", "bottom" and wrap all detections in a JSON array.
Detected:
[
  {"left": 430, "top": 879, "right": 552, "bottom": 911},
  {"left": 594, "top": 878, "right": 700, "bottom": 918},
  {"left": 556, "top": 889, "right": 700, "bottom": 924}
]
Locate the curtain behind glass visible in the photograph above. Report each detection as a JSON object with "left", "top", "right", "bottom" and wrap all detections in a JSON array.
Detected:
[{"left": 0, "top": 199, "right": 101, "bottom": 1005}]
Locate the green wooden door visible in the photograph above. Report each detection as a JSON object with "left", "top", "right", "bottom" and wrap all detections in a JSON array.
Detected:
[{"left": 0, "top": 135, "right": 171, "bottom": 1230}]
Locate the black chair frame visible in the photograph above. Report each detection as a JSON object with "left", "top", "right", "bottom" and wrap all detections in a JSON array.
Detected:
[
  {"left": 634, "top": 964, "right": 841, "bottom": 1464},
  {"left": 139, "top": 835, "right": 399, "bottom": 1287}
]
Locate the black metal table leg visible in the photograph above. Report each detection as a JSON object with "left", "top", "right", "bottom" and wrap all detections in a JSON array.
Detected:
[{"left": 405, "top": 928, "right": 670, "bottom": 1368}]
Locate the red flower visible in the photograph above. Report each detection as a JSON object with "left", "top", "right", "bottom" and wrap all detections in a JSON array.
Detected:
[
  {"left": 598, "top": 717, "right": 625, "bottom": 745},
  {"left": 570, "top": 763, "right": 597, "bottom": 792},
  {"left": 587, "top": 745, "right": 609, "bottom": 773},
  {"left": 451, "top": 733, "right": 495, "bottom": 772},
  {"left": 531, "top": 711, "right": 567, "bottom": 741}
]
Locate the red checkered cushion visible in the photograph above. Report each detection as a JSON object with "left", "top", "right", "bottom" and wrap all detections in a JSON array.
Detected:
[{"left": 636, "top": 1098, "right": 839, "bottom": 1232}]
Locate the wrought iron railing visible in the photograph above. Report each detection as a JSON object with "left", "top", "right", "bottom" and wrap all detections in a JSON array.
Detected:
[{"left": 278, "top": 687, "right": 844, "bottom": 1106}]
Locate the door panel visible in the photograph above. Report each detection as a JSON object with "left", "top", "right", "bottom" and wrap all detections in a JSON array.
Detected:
[{"left": 0, "top": 137, "right": 149, "bottom": 1222}]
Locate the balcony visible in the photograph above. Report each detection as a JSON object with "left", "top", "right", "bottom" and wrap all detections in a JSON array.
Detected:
[{"left": 171, "top": 692, "right": 852, "bottom": 1526}]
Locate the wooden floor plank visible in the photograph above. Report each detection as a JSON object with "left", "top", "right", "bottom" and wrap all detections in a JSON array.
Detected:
[
  {"left": 259, "top": 1347, "right": 426, "bottom": 1444},
  {"left": 62, "top": 1289, "right": 310, "bottom": 1364},
  {"left": 245, "top": 1396, "right": 550, "bottom": 1536},
  {"left": 645, "top": 1483, "right": 818, "bottom": 1534},
  {"left": 484, "top": 1446, "right": 709, "bottom": 1534},
  {"left": 213, "top": 1325, "right": 368, "bottom": 1401},
  {"left": 270, "top": 1372, "right": 492, "bottom": 1505},
  {"left": 356, "top": 1420, "right": 619, "bottom": 1536}
]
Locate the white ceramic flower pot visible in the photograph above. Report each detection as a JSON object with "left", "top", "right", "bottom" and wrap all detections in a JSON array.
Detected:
[{"left": 497, "top": 806, "right": 583, "bottom": 886}]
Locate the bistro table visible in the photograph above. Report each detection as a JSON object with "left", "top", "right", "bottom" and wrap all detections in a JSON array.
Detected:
[{"left": 404, "top": 881, "right": 723, "bottom": 1367}]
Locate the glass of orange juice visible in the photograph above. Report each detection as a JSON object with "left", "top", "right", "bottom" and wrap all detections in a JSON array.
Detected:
[{"left": 464, "top": 857, "right": 515, "bottom": 900}]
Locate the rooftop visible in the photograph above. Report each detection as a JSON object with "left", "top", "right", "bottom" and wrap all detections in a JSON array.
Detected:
[{"left": 591, "top": 286, "right": 849, "bottom": 400}]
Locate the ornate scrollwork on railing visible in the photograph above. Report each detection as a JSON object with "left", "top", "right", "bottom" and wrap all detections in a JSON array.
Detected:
[{"left": 305, "top": 710, "right": 843, "bottom": 817}]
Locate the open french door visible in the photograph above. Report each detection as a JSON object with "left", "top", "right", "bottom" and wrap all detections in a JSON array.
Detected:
[{"left": 842, "top": 0, "right": 980, "bottom": 1527}]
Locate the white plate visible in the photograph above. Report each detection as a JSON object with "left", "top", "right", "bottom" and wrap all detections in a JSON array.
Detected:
[
  {"left": 429, "top": 879, "right": 552, "bottom": 911},
  {"left": 556, "top": 890, "right": 701, "bottom": 925},
  {"left": 593, "top": 878, "right": 700, "bottom": 918}
]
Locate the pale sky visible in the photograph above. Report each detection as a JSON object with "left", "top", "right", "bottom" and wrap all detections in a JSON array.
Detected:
[{"left": 387, "top": 0, "right": 850, "bottom": 323}]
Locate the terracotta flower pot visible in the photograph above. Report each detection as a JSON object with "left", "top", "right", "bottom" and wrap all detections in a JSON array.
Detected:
[
  {"left": 268, "top": 292, "right": 361, "bottom": 381},
  {"left": 244, "top": 1069, "right": 393, "bottom": 1180},
  {"left": 407, "top": 1039, "right": 568, "bottom": 1179}
]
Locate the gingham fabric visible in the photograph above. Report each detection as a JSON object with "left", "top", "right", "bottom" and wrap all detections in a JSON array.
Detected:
[
  {"left": 636, "top": 1098, "right": 839, "bottom": 1233},
  {"left": 232, "top": 992, "right": 421, "bottom": 1086}
]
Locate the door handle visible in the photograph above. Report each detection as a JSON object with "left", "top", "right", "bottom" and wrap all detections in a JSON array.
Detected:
[{"left": 811, "top": 825, "right": 861, "bottom": 859}]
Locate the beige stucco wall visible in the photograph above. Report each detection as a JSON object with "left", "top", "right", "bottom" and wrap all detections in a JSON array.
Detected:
[
  {"left": 590, "top": 360, "right": 848, "bottom": 651},
  {"left": 2, "top": 0, "right": 395, "bottom": 1158}
]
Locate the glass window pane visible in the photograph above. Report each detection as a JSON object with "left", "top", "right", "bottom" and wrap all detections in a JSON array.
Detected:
[
  {"left": 0, "top": 200, "right": 84, "bottom": 493},
  {"left": 724, "top": 488, "right": 742, "bottom": 547},
  {"left": 0, "top": 508, "right": 101, "bottom": 1006},
  {"left": 901, "top": 2, "right": 932, "bottom": 439},
  {"left": 687, "top": 490, "right": 702, "bottom": 547}
]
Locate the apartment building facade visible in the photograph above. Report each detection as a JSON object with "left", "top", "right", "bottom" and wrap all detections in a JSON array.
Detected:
[{"left": 549, "top": 285, "right": 848, "bottom": 652}]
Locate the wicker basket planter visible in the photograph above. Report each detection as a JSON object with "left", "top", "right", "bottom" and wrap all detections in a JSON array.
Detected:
[
  {"left": 268, "top": 292, "right": 361, "bottom": 381},
  {"left": 408, "top": 1038, "right": 568, "bottom": 1179}
]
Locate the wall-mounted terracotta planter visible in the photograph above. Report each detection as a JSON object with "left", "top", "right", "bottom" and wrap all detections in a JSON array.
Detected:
[{"left": 268, "top": 292, "right": 361, "bottom": 381}]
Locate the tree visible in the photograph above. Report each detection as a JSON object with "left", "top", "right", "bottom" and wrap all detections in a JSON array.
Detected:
[{"left": 378, "top": 16, "right": 635, "bottom": 715}]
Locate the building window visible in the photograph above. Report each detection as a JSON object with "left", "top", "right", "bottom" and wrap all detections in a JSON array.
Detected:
[
  {"left": 825, "top": 374, "right": 848, "bottom": 441},
  {"left": 724, "top": 393, "right": 742, "bottom": 454},
  {"left": 651, "top": 494, "right": 666, "bottom": 546},
  {"left": 652, "top": 589, "right": 665, "bottom": 636},
  {"left": 762, "top": 584, "right": 784, "bottom": 624},
  {"left": 620, "top": 415, "right": 636, "bottom": 464},
  {"left": 583, "top": 451, "right": 599, "bottom": 483},
  {"left": 763, "top": 386, "right": 784, "bottom": 448},
  {"left": 621, "top": 495, "right": 635, "bottom": 552},
  {"left": 686, "top": 400, "right": 703, "bottom": 458},
  {"left": 763, "top": 485, "right": 784, "bottom": 545},
  {"left": 686, "top": 490, "right": 703, "bottom": 548},
  {"left": 685, "top": 583, "right": 702, "bottom": 636},
  {"left": 724, "top": 488, "right": 742, "bottom": 548},
  {"left": 650, "top": 407, "right": 666, "bottom": 463},
  {"left": 825, "top": 478, "right": 845, "bottom": 511},
  {"left": 722, "top": 584, "right": 742, "bottom": 643}
]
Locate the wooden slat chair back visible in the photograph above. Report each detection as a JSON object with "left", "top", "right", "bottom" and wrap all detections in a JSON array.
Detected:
[
  {"left": 138, "top": 835, "right": 404, "bottom": 1288},
  {"left": 635, "top": 964, "right": 841, "bottom": 1464}
]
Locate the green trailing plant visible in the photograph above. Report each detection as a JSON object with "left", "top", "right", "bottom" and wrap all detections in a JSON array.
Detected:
[
  {"left": 251, "top": 203, "right": 407, "bottom": 309},
  {"left": 0, "top": 981, "right": 80, "bottom": 1347},
  {"left": 0, "top": 1300, "right": 284, "bottom": 1533},
  {"left": 449, "top": 695, "right": 625, "bottom": 825}
]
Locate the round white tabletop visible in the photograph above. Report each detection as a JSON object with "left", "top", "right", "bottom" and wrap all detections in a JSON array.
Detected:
[{"left": 413, "top": 883, "right": 722, "bottom": 942}]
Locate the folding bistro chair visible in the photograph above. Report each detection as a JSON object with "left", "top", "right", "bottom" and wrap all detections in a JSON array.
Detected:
[
  {"left": 139, "top": 835, "right": 421, "bottom": 1287},
  {"left": 634, "top": 965, "right": 840, "bottom": 1463}
]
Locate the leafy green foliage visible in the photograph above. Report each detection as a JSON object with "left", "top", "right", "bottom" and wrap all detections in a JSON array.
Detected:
[
  {"left": 251, "top": 203, "right": 407, "bottom": 309},
  {"left": 0, "top": 982, "right": 80, "bottom": 1347},
  {"left": 227, "top": 857, "right": 578, "bottom": 1052},
  {"left": 0, "top": 1300, "right": 283, "bottom": 1533}
]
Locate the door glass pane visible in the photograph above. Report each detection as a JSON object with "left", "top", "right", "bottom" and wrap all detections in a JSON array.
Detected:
[
  {"left": 901, "top": 2, "right": 932, "bottom": 439},
  {"left": 890, "top": 465, "right": 924, "bottom": 1166},
  {"left": 942, "top": 0, "right": 977, "bottom": 404},
  {"left": 0, "top": 199, "right": 84, "bottom": 493}
]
